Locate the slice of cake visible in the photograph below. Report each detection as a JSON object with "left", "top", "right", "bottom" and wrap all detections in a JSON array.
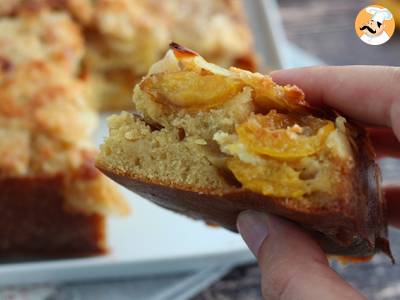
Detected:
[
  {"left": 97, "top": 44, "right": 391, "bottom": 260},
  {"left": 0, "top": 11, "right": 128, "bottom": 258},
  {"left": 0, "top": 61, "right": 129, "bottom": 257}
]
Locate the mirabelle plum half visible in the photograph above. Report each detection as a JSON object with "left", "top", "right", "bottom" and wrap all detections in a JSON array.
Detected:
[
  {"left": 140, "top": 71, "right": 244, "bottom": 109},
  {"left": 227, "top": 158, "right": 310, "bottom": 197},
  {"left": 236, "top": 110, "right": 335, "bottom": 158}
]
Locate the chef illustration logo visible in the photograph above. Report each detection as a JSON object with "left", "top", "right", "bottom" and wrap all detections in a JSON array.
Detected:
[{"left": 355, "top": 5, "right": 395, "bottom": 45}]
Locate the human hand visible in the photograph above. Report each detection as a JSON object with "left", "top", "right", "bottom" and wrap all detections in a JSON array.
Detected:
[{"left": 237, "top": 66, "right": 400, "bottom": 300}]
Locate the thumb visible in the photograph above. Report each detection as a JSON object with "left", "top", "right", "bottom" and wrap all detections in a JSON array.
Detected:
[{"left": 237, "top": 211, "right": 366, "bottom": 300}]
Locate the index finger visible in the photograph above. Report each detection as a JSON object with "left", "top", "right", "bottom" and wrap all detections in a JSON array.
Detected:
[{"left": 271, "top": 66, "right": 400, "bottom": 139}]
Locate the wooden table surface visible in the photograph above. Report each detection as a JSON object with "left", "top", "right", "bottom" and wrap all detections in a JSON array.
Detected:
[{"left": 194, "top": 0, "right": 400, "bottom": 299}]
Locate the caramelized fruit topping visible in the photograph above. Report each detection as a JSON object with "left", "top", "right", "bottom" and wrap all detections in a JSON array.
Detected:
[
  {"left": 236, "top": 110, "right": 335, "bottom": 158},
  {"left": 140, "top": 71, "right": 243, "bottom": 109}
]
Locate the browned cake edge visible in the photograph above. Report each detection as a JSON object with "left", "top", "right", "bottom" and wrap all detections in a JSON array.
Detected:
[
  {"left": 97, "top": 121, "right": 393, "bottom": 261},
  {"left": 0, "top": 175, "right": 107, "bottom": 258}
]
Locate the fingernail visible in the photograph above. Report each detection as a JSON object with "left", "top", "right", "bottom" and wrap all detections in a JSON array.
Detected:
[{"left": 237, "top": 211, "right": 269, "bottom": 257}]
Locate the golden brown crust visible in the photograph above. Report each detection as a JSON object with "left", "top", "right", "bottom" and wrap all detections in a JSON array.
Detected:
[
  {"left": 0, "top": 10, "right": 84, "bottom": 75},
  {"left": 0, "top": 60, "right": 128, "bottom": 217},
  {"left": 1, "top": 0, "right": 257, "bottom": 110},
  {"left": 98, "top": 121, "right": 391, "bottom": 260}
]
